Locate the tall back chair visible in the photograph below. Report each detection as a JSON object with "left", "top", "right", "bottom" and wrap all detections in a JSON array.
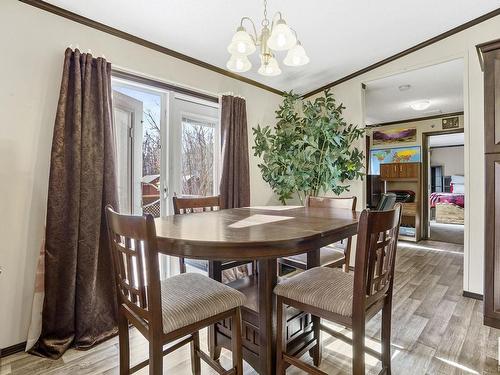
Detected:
[
  {"left": 375, "top": 192, "right": 397, "bottom": 211},
  {"left": 278, "top": 196, "right": 357, "bottom": 273},
  {"left": 275, "top": 204, "right": 402, "bottom": 375},
  {"left": 173, "top": 195, "right": 221, "bottom": 274},
  {"left": 173, "top": 195, "right": 255, "bottom": 281},
  {"left": 106, "top": 206, "right": 245, "bottom": 375},
  {"left": 173, "top": 195, "right": 221, "bottom": 215}
]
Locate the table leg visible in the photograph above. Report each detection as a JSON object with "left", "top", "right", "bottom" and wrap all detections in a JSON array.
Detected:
[
  {"left": 307, "top": 248, "right": 322, "bottom": 366},
  {"left": 258, "top": 258, "right": 278, "bottom": 375}
]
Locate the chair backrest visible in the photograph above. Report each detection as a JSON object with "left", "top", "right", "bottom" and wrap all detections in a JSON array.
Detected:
[
  {"left": 105, "top": 205, "right": 162, "bottom": 326},
  {"left": 353, "top": 204, "right": 402, "bottom": 311},
  {"left": 375, "top": 193, "right": 397, "bottom": 211},
  {"left": 307, "top": 196, "right": 357, "bottom": 210},
  {"left": 172, "top": 195, "right": 221, "bottom": 214}
]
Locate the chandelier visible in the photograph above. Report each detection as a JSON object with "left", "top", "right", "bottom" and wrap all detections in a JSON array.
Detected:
[{"left": 226, "top": 0, "right": 309, "bottom": 76}]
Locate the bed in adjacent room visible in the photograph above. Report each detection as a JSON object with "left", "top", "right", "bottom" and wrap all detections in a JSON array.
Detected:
[{"left": 429, "top": 175, "right": 465, "bottom": 225}]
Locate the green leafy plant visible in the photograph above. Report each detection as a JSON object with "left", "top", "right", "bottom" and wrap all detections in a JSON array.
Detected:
[{"left": 253, "top": 90, "right": 365, "bottom": 204}]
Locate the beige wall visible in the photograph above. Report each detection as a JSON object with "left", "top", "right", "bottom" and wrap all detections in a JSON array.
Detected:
[
  {"left": 431, "top": 146, "right": 465, "bottom": 177},
  {"left": 0, "top": 0, "right": 282, "bottom": 348},
  {"left": 308, "top": 14, "right": 500, "bottom": 297}
]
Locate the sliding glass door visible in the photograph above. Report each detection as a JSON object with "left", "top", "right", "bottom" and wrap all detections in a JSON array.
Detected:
[{"left": 111, "top": 77, "right": 220, "bottom": 276}]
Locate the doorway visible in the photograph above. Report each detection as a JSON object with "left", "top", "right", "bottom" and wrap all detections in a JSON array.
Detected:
[{"left": 422, "top": 130, "right": 465, "bottom": 245}]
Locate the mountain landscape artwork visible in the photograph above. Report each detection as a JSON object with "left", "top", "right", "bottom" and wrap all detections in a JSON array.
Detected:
[{"left": 372, "top": 127, "right": 417, "bottom": 145}]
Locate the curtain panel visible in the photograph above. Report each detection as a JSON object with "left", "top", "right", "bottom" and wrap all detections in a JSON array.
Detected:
[
  {"left": 219, "top": 95, "right": 250, "bottom": 209},
  {"left": 30, "top": 48, "right": 118, "bottom": 358}
]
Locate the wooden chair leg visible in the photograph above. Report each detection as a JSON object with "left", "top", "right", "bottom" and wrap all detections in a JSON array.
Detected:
[
  {"left": 310, "top": 315, "right": 322, "bottom": 366},
  {"left": 231, "top": 308, "right": 243, "bottom": 375},
  {"left": 352, "top": 321, "right": 365, "bottom": 375},
  {"left": 179, "top": 257, "right": 186, "bottom": 274},
  {"left": 381, "top": 299, "right": 393, "bottom": 374},
  {"left": 117, "top": 312, "right": 130, "bottom": 375},
  {"left": 190, "top": 331, "right": 201, "bottom": 375},
  {"left": 148, "top": 339, "right": 163, "bottom": 375},
  {"left": 208, "top": 324, "right": 222, "bottom": 361},
  {"left": 276, "top": 297, "right": 287, "bottom": 375}
]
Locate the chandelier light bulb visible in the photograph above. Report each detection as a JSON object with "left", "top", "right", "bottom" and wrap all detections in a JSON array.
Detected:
[
  {"left": 283, "top": 42, "right": 310, "bottom": 67},
  {"left": 226, "top": 54, "right": 252, "bottom": 73},
  {"left": 258, "top": 56, "right": 281, "bottom": 76},
  {"left": 267, "top": 19, "right": 297, "bottom": 51},
  {"left": 227, "top": 26, "right": 256, "bottom": 56}
]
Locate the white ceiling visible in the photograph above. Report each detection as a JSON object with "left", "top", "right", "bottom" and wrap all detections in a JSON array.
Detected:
[
  {"left": 364, "top": 59, "right": 464, "bottom": 125},
  {"left": 43, "top": 0, "right": 499, "bottom": 95},
  {"left": 429, "top": 133, "right": 464, "bottom": 147}
]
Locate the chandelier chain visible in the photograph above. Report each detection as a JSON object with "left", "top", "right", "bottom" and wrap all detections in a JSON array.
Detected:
[{"left": 262, "top": 0, "right": 269, "bottom": 27}]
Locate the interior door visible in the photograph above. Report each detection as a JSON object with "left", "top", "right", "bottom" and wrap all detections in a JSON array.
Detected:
[{"left": 112, "top": 90, "right": 143, "bottom": 214}]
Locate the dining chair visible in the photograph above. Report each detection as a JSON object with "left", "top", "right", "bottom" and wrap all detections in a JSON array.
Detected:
[
  {"left": 173, "top": 195, "right": 255, "bottom": 282},
  {"left": 105, "top": 205, "right": 245, "bottom": 375},
  {"left": 278, "top": 196, "right": 357, "bottom": 273},
  {"left": 274, "top": 204, "right": 402, "bottom": 375},
  {"left": 375, "top": 193, "right": 397, "bottom": 211}
]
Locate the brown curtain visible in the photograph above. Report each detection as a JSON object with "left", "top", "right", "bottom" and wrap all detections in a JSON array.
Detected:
[
  {"left": 30, "top": 48, "right": 118, "bottom": 359},
  {"left": 219, "top": 95, "right": 250, "bottom": 209}
]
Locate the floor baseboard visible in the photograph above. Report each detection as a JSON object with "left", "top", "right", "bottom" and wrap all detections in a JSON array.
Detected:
[
  {"left": 0, "top": 342, "right": 26, "bottom": 358},
  {"left": 463, "top": 291, "right": 483, "bottom": 300}
]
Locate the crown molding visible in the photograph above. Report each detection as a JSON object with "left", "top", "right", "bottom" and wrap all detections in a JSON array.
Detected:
[
  {"left": 303, "top": 7, "right": 500, "bottom": 98},
  {"left": 18, "top": 0, "right": 284, "bottom": 96}
]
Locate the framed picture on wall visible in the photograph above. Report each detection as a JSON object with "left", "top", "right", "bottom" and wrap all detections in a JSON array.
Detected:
[
  {"left": 370, "top": 146, "right": 421, "bottom": 175},
  {"left": 372, "top": 127, "right": 417, "bottom": 145}
]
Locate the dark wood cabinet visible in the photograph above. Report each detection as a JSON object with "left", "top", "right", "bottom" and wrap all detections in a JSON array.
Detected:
[
  {"left": 480, "top": 39, "right": 500, "bottom": 328},
  {"left": 380, "top": 162, "right": 420, "bottom": 180},
  {"left": 380, "top": 162, "right": 421, "bottom": 242}
]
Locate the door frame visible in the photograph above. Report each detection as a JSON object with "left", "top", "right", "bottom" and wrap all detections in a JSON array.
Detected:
[{"left": 421, "top": 128, "right": 465, "bottom": 239}]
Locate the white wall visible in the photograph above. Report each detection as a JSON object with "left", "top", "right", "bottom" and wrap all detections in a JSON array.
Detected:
[
  {"left": 308, "top": 14, "right": 500, "bottom": 296},
  {"left": 431, "top": 146, "right": 465, "bottom": 177},
  {"left": 0, "top": 0, "right": 282, "bottom": 348}
]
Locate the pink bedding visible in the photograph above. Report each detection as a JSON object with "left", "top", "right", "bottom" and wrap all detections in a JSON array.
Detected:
[{"left": 429, "top": 192, "right": 464, "bottom": 208}]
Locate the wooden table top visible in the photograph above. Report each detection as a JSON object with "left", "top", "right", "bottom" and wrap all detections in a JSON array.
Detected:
[{"left": 155, "top": 206, "right": 359, "bottom": 260}]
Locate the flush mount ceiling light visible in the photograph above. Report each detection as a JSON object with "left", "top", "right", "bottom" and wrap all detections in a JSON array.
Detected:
[
  {"left": 226, "top": 0, "right": 309, "bottom": 76},
  {"left": 410, "top": 100, "right": 431, "bottom": 111}
]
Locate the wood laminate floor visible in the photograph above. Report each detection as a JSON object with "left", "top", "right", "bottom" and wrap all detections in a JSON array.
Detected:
[{"left": 2, "top": 241, "right": 499, "bottom": 374}]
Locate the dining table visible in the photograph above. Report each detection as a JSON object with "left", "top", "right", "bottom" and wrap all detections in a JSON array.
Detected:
[{"left": 155, "top": 205, "right": 359, "bottom": 375}]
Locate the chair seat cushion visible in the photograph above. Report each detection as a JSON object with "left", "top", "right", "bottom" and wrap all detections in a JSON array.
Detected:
[
  {"left": 274, "top": 267, "right": 354, "bottom": 317},
  {"left": 285, "top": 246, "right": 345, "bottom": 266},
  {"left": 161, "top": 273, "right": 245, "bottom": 334}
]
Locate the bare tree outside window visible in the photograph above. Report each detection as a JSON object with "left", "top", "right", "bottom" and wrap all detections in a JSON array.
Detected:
[{"left": 181, "top": 118, "right": 215, "bottom": 196}]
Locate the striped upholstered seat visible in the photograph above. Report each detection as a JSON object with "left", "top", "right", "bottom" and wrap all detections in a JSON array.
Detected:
[
  {"left": 274, "top": 267, "right": 354, "bottom": 317},
  {"left": 161, "top": 273, "right": 246, "bottom": 334},
  {"left": 285, "top": 246, "right": 345, "bottom": 268}
]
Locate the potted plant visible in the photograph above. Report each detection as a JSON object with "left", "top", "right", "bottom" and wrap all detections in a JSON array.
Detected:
[{"left": 253, "top": 90, "right": 365, "bottom": 204}]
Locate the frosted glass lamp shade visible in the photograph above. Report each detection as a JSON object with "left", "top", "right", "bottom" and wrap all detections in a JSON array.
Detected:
[
  {"left": 267, "top": 19, "right": 297, "bottom": 51},
  {"left": 227, "top": 27, "right": 256, "bottom": 56},
  {"left": 226, "top": 54, "right": 252, "bottom": 72},
  {"left": 258, "top": 56, "right": 281, "bottom": 76},
  {"left": 283, "top": 43, "right": 310, "bottom": 66}
]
